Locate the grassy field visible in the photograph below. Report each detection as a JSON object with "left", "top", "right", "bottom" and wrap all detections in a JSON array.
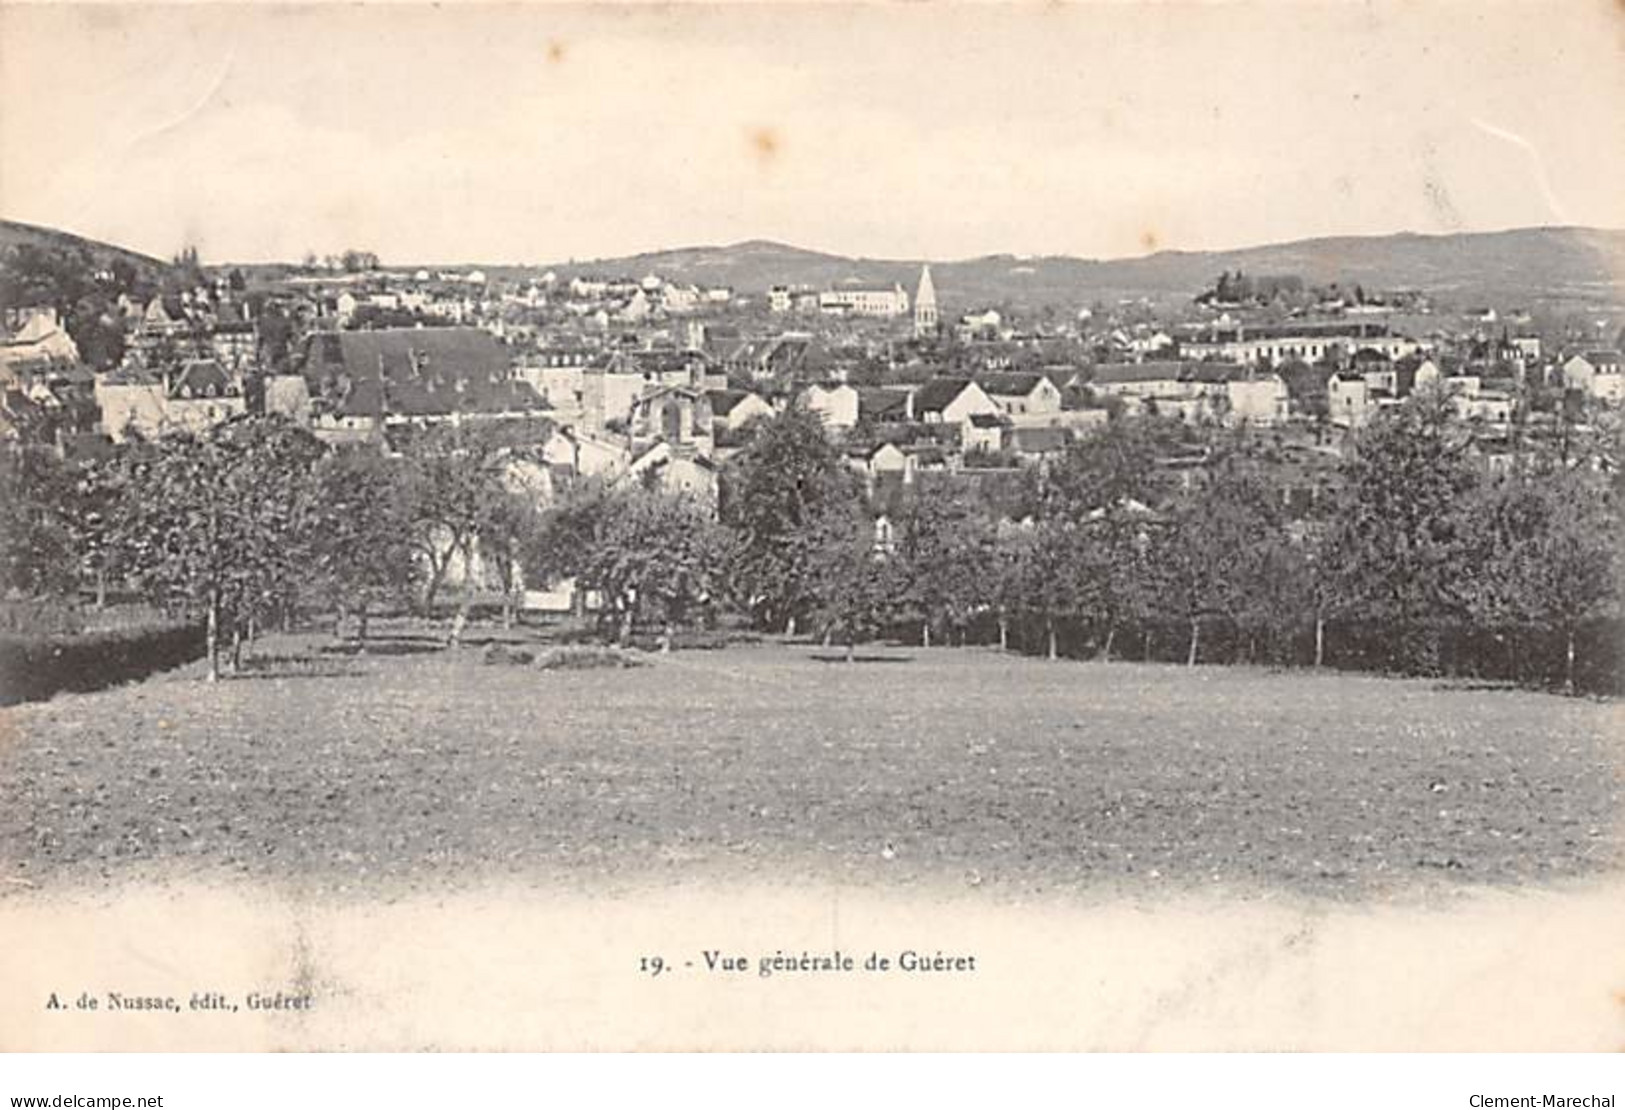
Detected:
[{"left": 1, "top": 628, "right": 1620, "bottom": 901}]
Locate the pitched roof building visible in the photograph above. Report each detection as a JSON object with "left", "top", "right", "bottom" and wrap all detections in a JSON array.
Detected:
[{"left": 295, "top": 327, "right": 547, "bottom": 434}]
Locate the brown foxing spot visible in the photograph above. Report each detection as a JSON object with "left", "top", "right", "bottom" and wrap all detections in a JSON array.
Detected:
[
  {"left": 546, "top": 39, "right": 567, "bottom": 64},
  {"left": 748, "top": 127, "right": 781, "bottom": 164},
  {"left": 1140, "top": 229, "right": 1160, "bottom": 252}
]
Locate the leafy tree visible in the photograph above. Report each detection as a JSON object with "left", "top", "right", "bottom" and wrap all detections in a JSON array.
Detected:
[
  {"left": 67, "top": 301, "right": 126, "bottom": 371},
  {"left": 1078, "top": 501, "right": 1159, "bottom": 661},
  {"left": 114, "top": 416, "right": 323, "bottom": 681},
  {"left": 397, "top": 420, "right": 547, "bottom": 639},
  {"left": 1002, "top": 518, "right": 1079, "bottom": 660},
  {"left": 803, "top": 500, "right": 899, "bottom": 661},
  {"left": 308, "top": 446, "right": 416, "bottom": 648},
  {"left": 168, "top": 245, "right": 206, "bottom": 291},
  {"left": 0, "top": 244, "right": 137, "bottom": 372},
  {"left": 1036, "top": 417, "right": 1178, "bottom": 520},
  {"left": 1464, "top": 468, "right": 1617, "bottom": 692},
  {"left": 1332, "top": 390, "right": 1479, "bottom": 673},
  {"left": 0, "top": 444, "right": 79, "bottom": 597},
  {"left": 1148, "top": 464, "right": 1280, "bottom": 666},
  {"left": 990, "top": 522, "right": 1031, "bottom": 653},
  {"left": 525, "top": 477, "right": 614, "bottom": 612},
  {"left": 64, "top": 452, "right": 133, "bottom": 608},
  {"left": 478, "top": 459, "right": 556, "bottom": 630},
  {"left": 559, "top": 485, "right": 731, "bottom": 649},
  {"left": 340, "top": 250, "right": 380, "bottom": 274},
  {"left": 719, "top": 404, "right": 862, "bottom": 633},
  {"left": 891, "top": 485, "right": 996, "bottom": 646}
]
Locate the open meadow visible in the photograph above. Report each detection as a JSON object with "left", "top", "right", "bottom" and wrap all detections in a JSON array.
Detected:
[
  {"left": 2, "top": 629, "right": 1620, "bottom": 901},
  {"left": 5, "top": 631, "right": 1625, "bottom": 1050}
]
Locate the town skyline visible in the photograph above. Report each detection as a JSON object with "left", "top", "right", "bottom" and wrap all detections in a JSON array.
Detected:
[{"left": 4, "top": 3, "right": 1624, "bottom": 266}]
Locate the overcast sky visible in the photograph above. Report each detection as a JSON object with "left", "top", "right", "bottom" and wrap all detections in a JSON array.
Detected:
[{"left": 2, "top": 2, "right": 1622, "bottom": 266}]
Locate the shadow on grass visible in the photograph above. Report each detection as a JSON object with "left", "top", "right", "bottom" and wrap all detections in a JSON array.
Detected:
[
  {"left": 807, "top": 653, "right": 916, "bottom": 665},
  {"left": 232, "top": 654, "right": 366, "bottom": 680},
  {"left": 320, "top": 639, "right": 445, "bottom": 657},
  {"left": 228, "top": 669, "right": 366, "bottom": 681}
]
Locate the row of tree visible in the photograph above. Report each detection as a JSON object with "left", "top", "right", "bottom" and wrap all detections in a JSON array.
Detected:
[
  {"left": 3, "top": 392, "right": 1620, "bottom": 692},
  {"left": 703, "top": 399, "right": 1619, "bottom": 689},
  {"left": 1, "top": 416, "right": 557, "bottom": 680}
]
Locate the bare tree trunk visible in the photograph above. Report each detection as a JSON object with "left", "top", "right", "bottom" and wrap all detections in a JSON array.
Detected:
[
  {"left": 1314, "top": 614, "right": 1325, "bottom": 668},
  {"left": 617, "top": 603, "right": 633, "bottom": 648},
  {"left": 1565, "top": 627, "right": 1577, "bottom": 696},
  {"left": 1100, "top": 624, "right": 1116, "bottom": 662},
  {"left": 1186, "top": 618, "right": 1200, "bottom": 667},
  {"left": 231, "top": 622, "right": 243, "bottom": 673},
  {"left": 334, "top": 601, "right": 349, "bottom": 643},
  {"left": 1046, "top": 617, "right": 1057, "bottom": 661},
  {"left": 447, "top": 538, "right": 475, "bottom": 647},
  {"left": 94, "top": 568, "right": 107, "bottom": 609},
  {"left": 922, "top": 622, "right": 931, "bottom": 648},
  {"left": 500, "top": 560, "right": 516, "bottom": 631},
  {"left": 786, "top": 614, "right": 797, "bottom": 638},
  {"left": 997, "top": 614, "right": 1008, "bottom": 653},
  {"left": 357, "top": 603, "right": 369, "bottom": 655},
  {"left": 205, "top": 587, "right": 220, "bottom": 683},
  {"left": 660, "top": 619, "right": 673, "bottom": 654},
  {"left": 845, "top": 635, "right": 855, "bottom": 663},
  {"left": 422, "top": 554, "right": 450, "bottom": 615}
]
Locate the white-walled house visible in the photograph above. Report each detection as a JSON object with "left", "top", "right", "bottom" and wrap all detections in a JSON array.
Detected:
[
  {"left": 845, "top": 441, "right": 910, "bottom": 480},
  {"left": 980, "top": 372, "right": 1063, "bottom": 417},
  {"left": 1224, "top": 373, "right": 1290, "bottom": 425},
  {"left": 709, "top": 389, "right": 775, "bottom": 432},
  {"left": 1563, "top": 352, "right": 1625, "bottom": 403},
  {"left": 802, "top": 382, "right": 860, "bottom": 431},
  {"left": 1327, "top": 372, "right": 1371, "bottom": 429},
  {"left": 911, "top": 378, "right": 1000, "bottom": 425},
  {"left": 0, "top": 307, "right": 80, "bottom": 369},
  {"left": 95, "top": 360, "right": 246, "bottom": 442}
]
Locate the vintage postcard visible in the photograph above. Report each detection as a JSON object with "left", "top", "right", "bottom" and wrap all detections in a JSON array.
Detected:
[{"left": 1, "top": 0, "right": 1622, "bottom": 1054}]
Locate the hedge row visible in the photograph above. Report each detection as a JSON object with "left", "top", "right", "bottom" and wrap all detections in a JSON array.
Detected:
[
  {"left": 888, "top": 613, "right": 1625, "bottom": 696},
  {"left": 0, "top": 622, "right": 207, "bottom": 706}
]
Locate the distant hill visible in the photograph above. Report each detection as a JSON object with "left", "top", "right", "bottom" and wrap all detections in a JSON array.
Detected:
[
  {"left": 0, "top": 218, "right": 172, "bottom": 281},
  {"left": 543, "top": 227, "right": 1625, "bottom": 313},
  {"left": 8, "top": 217, "right": 1622, "bottom": 314}
]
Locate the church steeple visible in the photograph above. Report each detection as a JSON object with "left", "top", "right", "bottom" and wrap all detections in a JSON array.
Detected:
[{"left": 913, "top": 264, "right": 938, "bottom": 339}]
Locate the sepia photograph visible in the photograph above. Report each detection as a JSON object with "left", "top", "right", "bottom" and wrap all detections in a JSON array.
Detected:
[{"left": 1, "top": 0, "right": 1623, "bottom": 1063}]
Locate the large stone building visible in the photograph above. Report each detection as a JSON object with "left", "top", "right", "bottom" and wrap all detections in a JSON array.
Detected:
[
  {"left": 819, "top": 285, "right": 909, "bottom": 318},
  {"left": 293, "top": 327, "right": 547, "bottom": 444}
]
